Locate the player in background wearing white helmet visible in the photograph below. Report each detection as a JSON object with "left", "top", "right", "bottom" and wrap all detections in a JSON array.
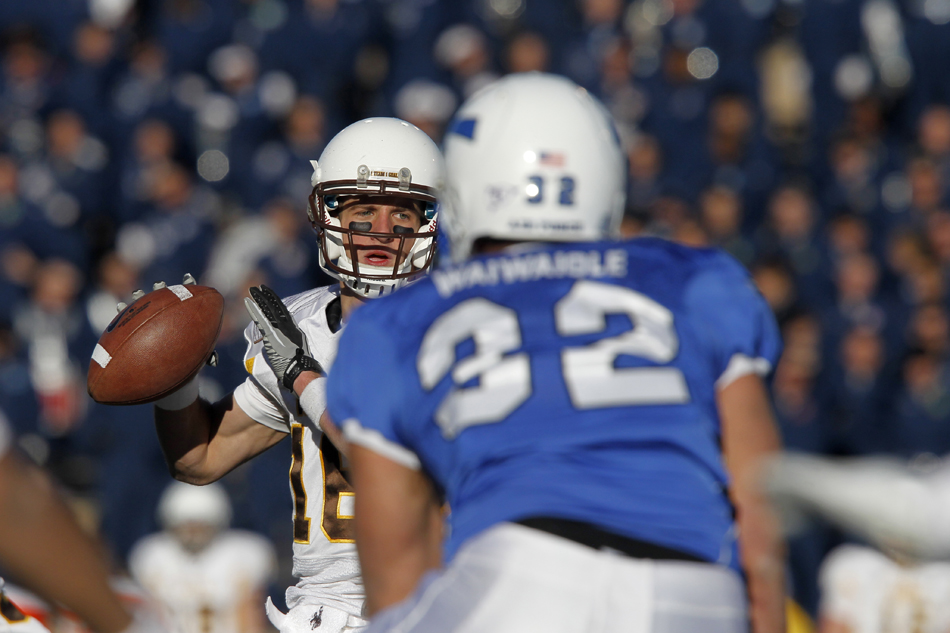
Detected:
[
  {"left": 323, "top": 73, "right": 786, "bottom": 632},
  {"left": 128, "top": 482, "right": 276, "bottom": 633},
  {"left": 148, "top": 117, "right": 442, "bottom": 633},
  {"left": 0, "top": 409, "right": 165, "bottom": 633}
]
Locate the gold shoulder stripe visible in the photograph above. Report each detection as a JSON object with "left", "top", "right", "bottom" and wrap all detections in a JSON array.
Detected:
[{"left": 245, "top": 358, "right": 255, "bottom": 374}]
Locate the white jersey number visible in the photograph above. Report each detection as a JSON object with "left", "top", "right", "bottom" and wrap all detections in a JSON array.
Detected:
[
  {"left": 418, "top": 299, "right": 531, "bottom": 439},
  {"left": 417, "top": 280, "right": 690, "bottom": 438},
  {"left": 556, "top": 280, "right": 689, "bottom": 408}
]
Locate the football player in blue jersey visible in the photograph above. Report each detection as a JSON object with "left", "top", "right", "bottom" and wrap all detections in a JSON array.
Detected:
[{"left": 322, "top": 73, "right": 786, "bottom": 633}]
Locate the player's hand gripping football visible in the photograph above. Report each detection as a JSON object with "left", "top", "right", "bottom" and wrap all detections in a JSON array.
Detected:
[
  {"left": 244, "top": 285, "right": 323, "bottom": 390},
  {"left": 116, "top": 273, "right": 219, "bottom": 367}
]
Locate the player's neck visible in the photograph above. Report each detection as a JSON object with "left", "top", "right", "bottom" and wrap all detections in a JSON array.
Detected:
[{"left": 339, "top": 285, "right": 367, "bottom": 323}]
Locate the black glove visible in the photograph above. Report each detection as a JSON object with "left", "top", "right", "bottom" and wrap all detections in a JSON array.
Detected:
[{"left": 244, "top": 285, "right": 323, "bottom": 390}]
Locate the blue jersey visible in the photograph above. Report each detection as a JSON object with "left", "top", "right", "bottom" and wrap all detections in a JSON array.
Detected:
[{"left": 327, "top": 238, "right": 781, "bottom": 570}]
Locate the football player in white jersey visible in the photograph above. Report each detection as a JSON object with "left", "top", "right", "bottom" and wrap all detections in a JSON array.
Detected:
[
  {"left": 129, "top": 481, "right": 276, "bottom": 633},
  {"left": 150, "top": 117, "right": 442, "bottom": 633}
]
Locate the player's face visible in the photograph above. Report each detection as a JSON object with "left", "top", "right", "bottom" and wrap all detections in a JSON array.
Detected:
[
  {"left": 336, "top": 195, "right": 424, "bottom": 270},
  {"left": 171, "top": 522, "right": 219, "bottom": 554}
]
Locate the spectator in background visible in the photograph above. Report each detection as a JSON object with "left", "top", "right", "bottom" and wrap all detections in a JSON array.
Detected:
[
  {"left": 504, "top": 31, "right": 550, "bottom": 74},
  {"left": 751, "top": 257, "right": 800, "bottom": 325},
  {"left": 108, "top": 40, "right": 187, "bottom": 141},
  {"left": 240, "top": 95, "right": 326, "bottom": 210},
  {"left": 822, "top": 133, "right": 881, "bottom": 220},
  {"left": 704, "top": 92, "right": 777, "bottom": 220},
  {"left": 434, "top": 24, "right": 498, "bottom": 100},
  {"left": 0, "top": 29, "right": 51, "bottom": 136},
  {"left": 822, "top": 251, "right": 899, "bottom": 365},
  {"left": 907, "top": 302, "right": 950, "bottom": 360},
  {"left": 625, "top": 133, "right": 663, "bottom": 216},
  {"left": 129, "top": 481, "right": 276, "bottom": 633},
  {"left": 392, "top": 79, "right": 456, "bottom": 142},
  {"left": 116, "top": 119, "right": 180, "bottom": 224},
  {"left": 773, "top": 311, "right": 827, "bottom": 453},
  {"left": 54, "top": 22, "right": 121, "bottom": 140},
  {"left": 34, "top": 108, "right": 111, "bottom": 254},
  {"left": 917, "top": 104, "right": 950, "bottom": 185},
  {"left": 893, "top": 349, "right": 950, "bottom": 457},
  {"left": 827, "top": 324, "right": 893, "bottom": 454},
  {"left": 598, "top": 36, "right": 647, "bottom": 136},
  {"left": 758, "top": 183, "right": 831, "bottom": 309},
  {"left": 825, "top": 213, "right": 871, "bottom": 265},
  {"left": 0, "top": 156, "right": 43, "bottom": 311},
  {"left": 561, "top": 0, "right": 624, "bottom": 90},
  {"left": 904, "top": 156, "right": 944, "bottom": 223},
  {"left": 200, "top": 43, "right": 296, "bottom": 195},
  {"left": 115, "top": 161, "right": 219, "bottom": 284},
  {"left": 699, "top": 184, "right": 755, "bottom": 266},
  {"left": 924, "top": 210, "right": 950, "bottom": 273},
  {"left": 13, "top": 259, "right": 94, "bottom": 438},
  {"left": 151, "top": 0, "right": 234, "bottom": 76}
]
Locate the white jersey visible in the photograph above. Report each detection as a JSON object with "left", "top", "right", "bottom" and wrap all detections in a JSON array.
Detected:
[
  {"left": 820, "top": 544, "right": 950, "bottom": 633},
  {"left": 0, "top": 582, "right": 51, "bottom": 633},
  {"left": 128, "top": 530, "right": 275, "bottom": 633},
  {"left": 232, "top": 286, "right": 364, "bottom": 617}
]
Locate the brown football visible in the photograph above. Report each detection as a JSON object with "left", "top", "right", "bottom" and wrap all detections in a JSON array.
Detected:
[{"left": 87, "top": 284, "right": 224, "bottom": 405}]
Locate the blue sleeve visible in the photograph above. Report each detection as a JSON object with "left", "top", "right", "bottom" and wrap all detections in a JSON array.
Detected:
[
  {"left": 327, "top": 308, "right": 422, "bottom": 469},
  {"left": 685, "top": 250, "right": 782, "bottom": 387}
]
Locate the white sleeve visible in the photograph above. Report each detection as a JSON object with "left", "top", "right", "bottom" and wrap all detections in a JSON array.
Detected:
[
  {"left": 234, "top": 377, "right": 290, "bottom": 433},
  {"left": 298, "top": 378, "right": 327, "bottom": 430}
]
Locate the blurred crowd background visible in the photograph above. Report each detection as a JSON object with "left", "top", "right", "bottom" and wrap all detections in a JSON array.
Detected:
[{"left": 1, "top": 0, "right": 949, "bottom": 621}]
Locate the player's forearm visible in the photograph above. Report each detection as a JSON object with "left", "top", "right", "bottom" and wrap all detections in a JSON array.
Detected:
[
  {"left": 736, "top": 491, "right": 786, "bottom": 633},
  {"left": 359, "top": 509, "right": 441, "bottom": 616},
  {"left": 154, "top": 397, "right": 222, "bottom": 483},
  {"left": 350, "top": 446, "right": 442, "bottom": 616},
  {"left": 718, "top": 374, "right": 786, "bottom": 633},
  {"left": 155, "top": 395, "right": 285, "bottom": 484},
  {"left": 0, "top": 451, "right": 133, "bottom": 633}
]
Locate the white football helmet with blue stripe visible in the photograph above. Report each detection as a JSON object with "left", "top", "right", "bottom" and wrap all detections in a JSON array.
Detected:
[{"left": 441, "top": 73, "right": 626, "bottom": 262}]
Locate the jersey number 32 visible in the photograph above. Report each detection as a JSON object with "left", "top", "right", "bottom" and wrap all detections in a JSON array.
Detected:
[{"left": 417, "top": 280, "right": 691, "bottom": 439}]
